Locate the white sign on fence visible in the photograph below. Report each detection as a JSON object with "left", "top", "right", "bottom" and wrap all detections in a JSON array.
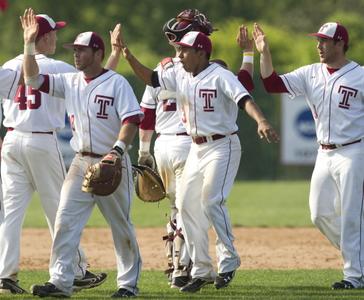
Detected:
[{"left": 281, "top": 94, "right": 317, "bottom": 165}]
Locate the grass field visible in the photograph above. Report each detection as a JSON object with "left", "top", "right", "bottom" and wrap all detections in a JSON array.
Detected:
[
  {"left": 10, "top": 270, "right": 363, "bottom": 299},
  {"left": 16, "top": 180, "right": 349, "bottom": 299},
  {"left": 23, "top": 180, "right": 312, "bottom": 228}
]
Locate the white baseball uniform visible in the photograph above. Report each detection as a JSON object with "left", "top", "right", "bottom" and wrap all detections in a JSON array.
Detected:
[
  {"left": 157, "top": 61, "right": 250, "bottom": 279},
  {"left": 0, "top": 54, "right": 88, "bottom": 282},
  {"left": 38, "top": 69, "right": 142, "bottom": 295},
  {"left": 278, "top": 61, "right": 364, "bottom": 286},
  {"left": 140, "top": 62, "right": 192, "bottom": 279},
  {"left": 0, "top": 68, "right": 19, "bottom": 224}
]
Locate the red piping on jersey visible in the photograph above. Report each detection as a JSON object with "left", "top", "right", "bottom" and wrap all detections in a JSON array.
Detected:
[
  {"left": 237, "top": 69, "right": 254, "bottom": 92},
  {"left": 261, "top": 71, "right": 288, "bottom": 93},
  {"left": 139, "top": 107, "right": 156, "bottom": 130}
]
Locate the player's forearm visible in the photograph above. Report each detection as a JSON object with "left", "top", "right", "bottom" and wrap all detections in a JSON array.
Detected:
[
  {"left": 23, "top": 47, "right": 42, "bottom": 89},
  {"left": 240, "top": 50, "right": 254, "bottom": 78},
  {"left": 125, "top": 52, "right": 153, "bottom": 86},
  {"left": 117, "top": 122, "right": 139, "bottom": 147},
  {"left": 243, "top": 99, "right": 268, "bottom": 124},
  {"left": 104, "top": 50, "right": 121, "bottom": 71},
  {"left": 259, "top": 48, "right": 274, "bottom": 79},
  {"left": 139, "top": 129, "right": 154, "bottom": 152}
]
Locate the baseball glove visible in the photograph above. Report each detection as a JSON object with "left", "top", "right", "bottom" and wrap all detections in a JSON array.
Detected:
[
  {"left": 132, "top": 164, "right": 166, "bottom": 202},
  {"left": 82, "top": 150, "right": 122, "bottom": 196}
]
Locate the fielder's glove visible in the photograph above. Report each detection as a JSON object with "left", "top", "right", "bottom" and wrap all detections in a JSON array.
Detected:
[
  {"left": 138, "top": 150, "right": 156, "bottom": 170},
  {"left": 82, "top": 149, "right": 122, "bottom": 196},
  {"left": 132, "top": 164, "right": 166, "bottom": 202}
]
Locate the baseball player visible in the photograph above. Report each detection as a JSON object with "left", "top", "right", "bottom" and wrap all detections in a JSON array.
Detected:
[
  {"left": 253, "top": 22, "right": 364, "bottom": 289},
  {"left": 138, "top": 11, "right": 256, "bottom": 289},
  {"left": 138, "top": 9, "right": 214, "bottom": 288},
  {"left": 22, "top": 9, "right": 142, "bottom": 298},
  {"left": 121, "top": 27, "right": 278, "bottom": 292},
  {"left": 0, "top": 13, "right": 125, "bottom": 295}
]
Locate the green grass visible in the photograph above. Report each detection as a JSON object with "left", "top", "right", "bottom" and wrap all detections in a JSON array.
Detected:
[
  {"left": 23, "top": 180, "right": 312, "bottom": 228},
  {"left": 9, "top": 269, "right": 363, "bottom": 299}
]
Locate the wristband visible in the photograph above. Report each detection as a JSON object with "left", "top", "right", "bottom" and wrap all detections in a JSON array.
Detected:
[
  {"left": 243, "top": 52, "right": 254, "bottom": 64},
  {"left": 139, "top": 141, "right": 151, "bottom": 152},
  {"left": 24, "top": 43, "right": 36, "bottom": 55},
  {"left": 113, "top": 140, "right": 126, "bottom": 156}
]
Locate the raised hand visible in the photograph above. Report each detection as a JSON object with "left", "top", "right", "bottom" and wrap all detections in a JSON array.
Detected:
[
  {"left": 20, "top": 8, "right": 38, "bottom": 44},
  {"left": 252, "top": 23, "right": 269, "bottom": 54},
  {"left": 110, "top": 23, "right": 122, "bottom": 53},
  {"left": 236, "top": 24, "right": 254, "bottom": 52},
  {"left": 118, "top": 24, "right": 132, "bottom": 60}
]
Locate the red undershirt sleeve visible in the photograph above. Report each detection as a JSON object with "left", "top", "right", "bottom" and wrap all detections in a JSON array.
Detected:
[
  {"left": 138, "top": 107, "right": 156, "bottom": 130},
  {"left": 261, "top": 71, "right": 289, "bottom": 93},
  {"left": 237, "top": 69, "right": 254, "bottom": 92}
]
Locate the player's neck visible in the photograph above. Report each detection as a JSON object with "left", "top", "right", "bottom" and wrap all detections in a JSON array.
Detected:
[
  {"left": 83, "top": 65, "right": 104, "bottom": 79},
  {"left": 325, "top": 57, "right": 349, "bottom": 69},
  {"left": 192, "top": 61, "right": 209, "bottom": 76}
]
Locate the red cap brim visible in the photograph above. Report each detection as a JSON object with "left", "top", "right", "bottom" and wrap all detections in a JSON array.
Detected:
[{"left": 55, "top": 21, "right": 67, "bottom": 30}]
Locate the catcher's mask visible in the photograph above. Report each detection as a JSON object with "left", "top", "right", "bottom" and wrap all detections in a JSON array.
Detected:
[{"left": 163, "top": 9, "right": 215, "bottom": 43}]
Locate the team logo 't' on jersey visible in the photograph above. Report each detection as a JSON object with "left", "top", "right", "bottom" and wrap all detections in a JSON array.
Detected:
[
  {"left": 94, "top": 95, "right": 114, "bottom": 119},
  {"left": 338, "top": 85, "right": 357, "bottom": 109},
  {"left": 199, "top": 89, "right": 216, "bottom": 112}
]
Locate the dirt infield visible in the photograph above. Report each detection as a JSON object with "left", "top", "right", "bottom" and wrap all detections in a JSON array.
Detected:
[{"left": 21, "top": 227, "right": 341, "bottom": 270}]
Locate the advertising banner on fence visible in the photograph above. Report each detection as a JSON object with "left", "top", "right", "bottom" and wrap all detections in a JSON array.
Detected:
[{"left": 281, "top": 94, "right": 317, "bottom": 165}]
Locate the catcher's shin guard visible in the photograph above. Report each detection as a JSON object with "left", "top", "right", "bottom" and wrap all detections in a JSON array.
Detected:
[
  {"left": 172, "top": 228, "right": 191, "bottom": 278},
  {"left": 163, "top": 219, "right": 177, "bottom": 282}
]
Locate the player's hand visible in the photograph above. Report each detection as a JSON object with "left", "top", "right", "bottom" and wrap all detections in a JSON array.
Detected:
[
  {"left": 138, "top": 151, "right": 156, "bottom": 170},
  {"left": 20, "top": 8, "right": 38, "bottom": 44},
  {"left": 252, "top": 23, "right": 269, "bottom": 54},
  {"left": 118, "top": 24, "right": 132, "bottom": 60},
  {"left": 257, "top": 119, "right": 280, "bottom": 143},
  {"left": 236, "top": 24, "right": 253, "bottom": 52},
  {"left": 110, "top": 23, "right": 122, "bottom": 55}
]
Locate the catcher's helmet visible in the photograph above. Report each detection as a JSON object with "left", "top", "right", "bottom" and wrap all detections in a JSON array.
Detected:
[{"left": 163, "top": 8, "right": 215, "bottom": 42}]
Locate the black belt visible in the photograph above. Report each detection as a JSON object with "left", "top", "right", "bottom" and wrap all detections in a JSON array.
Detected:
[
  {"left": 156, "top": 132, "right": 189, "bottom": 138},
  {"left": 192, "top": 131, "right": 238, "bottom": 145},
  {"left": 7, "top": 127, "right": 53, "bottom": 135},
  {"left": 320, "top": 139, "right": 362, "bottom": 150},
  {"left": 78, "top": 152, "right": 103, "bottom": 158}
]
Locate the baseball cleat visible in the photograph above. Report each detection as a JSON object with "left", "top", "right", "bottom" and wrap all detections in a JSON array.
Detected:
[
  {"left": 332, "top": 280, "right": 356, "bottom": 289},
  {"left": 31, "top": 282, "right": 70, "bottom": 298},
  {"left": 180, "top": 277, "right": 214, "bottom": 293},
  {"left": 0, "top": 278, "right": 28, "bottom": 294},
  {"left": 214, "top": 270, "right": 236, "bottom": 289},
  {"left": 111, "top": 288, "right": 137, "bottom": 298},
  {"left": 170, "top": 275, "right": 189, "bottom": 288},
  {"left": 73, "top": 270, "right": 107, "bottom": 292}
]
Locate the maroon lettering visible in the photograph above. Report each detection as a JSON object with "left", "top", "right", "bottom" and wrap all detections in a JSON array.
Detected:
[
  {"left": 338, "top": 85, "right": 357, "bottom": 109},
  {"left": 199, "top": 89, "right": 217, "bottom": 112},
  {"left": 94, "top": 95, "right": 114, "bottom": 119},
  {"left": 14, "top": 85, "right": 42, "bottom": 110},
  {"left": 162, "top": 99, "right": 177, "bottom": 112}
]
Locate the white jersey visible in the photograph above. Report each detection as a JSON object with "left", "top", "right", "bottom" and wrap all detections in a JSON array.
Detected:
[
  {"left": 140, "top": 85, "right": 186, "bottom": 134},
  {"left": 281, "top": 61, "right": 364, "bottom": 145},
  {"left": 46, "top": 69, "right": 142, "bottom": 154},
  {"left": 2, "top": 54, "right": 75, "bottom": 131},
  {"left": 158, "top": 61, "right": 250, "bottom": 136},
  {"left": 0, "top": 67, "right": 20, "bottom": 103}
]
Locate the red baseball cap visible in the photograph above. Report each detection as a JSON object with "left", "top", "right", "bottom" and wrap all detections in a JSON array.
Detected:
[
  {"left": 36, "top": 14, "right": 66, "bottom": 38},
  {"left": 308, "top": 22, "right": 349, "bottom": 46},
  {"left": 63, "top": 31, "right": 105, "bottom": 53},
  {"left": 175, "top": 31, "right": 212, "bottom": 54}
]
